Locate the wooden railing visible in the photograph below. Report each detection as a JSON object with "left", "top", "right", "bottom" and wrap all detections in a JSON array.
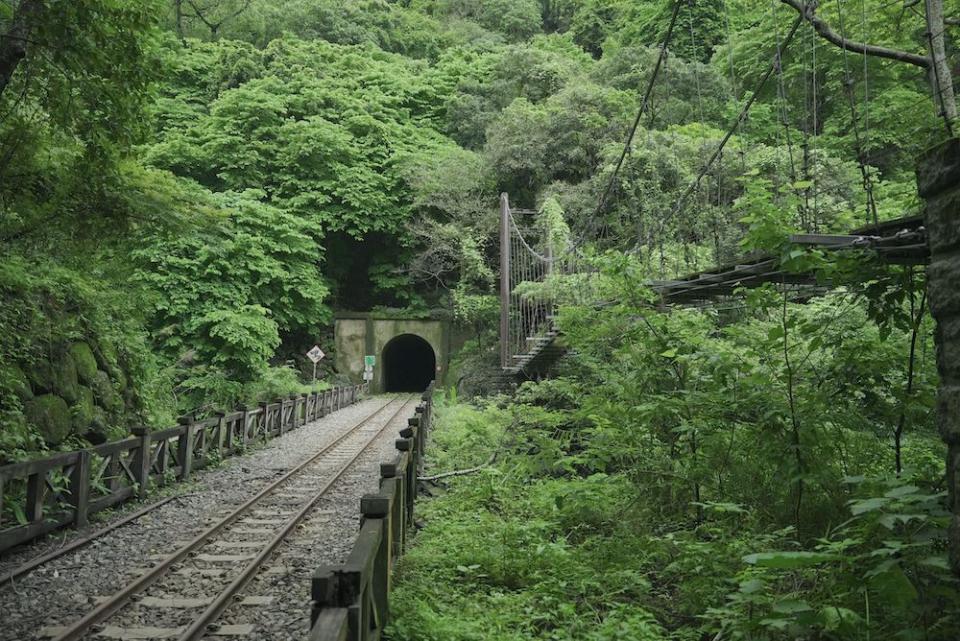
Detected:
[
  {"left": 0, "top": 384, "right": 368, "bottom": 554},
  {"left": 309, "top": 382, "right": 434, "bottom": 641}
]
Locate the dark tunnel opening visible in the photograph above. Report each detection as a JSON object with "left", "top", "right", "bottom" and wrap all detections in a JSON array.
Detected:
[{"left": 382, "top": 334, "right": 436, "bottom": 393}]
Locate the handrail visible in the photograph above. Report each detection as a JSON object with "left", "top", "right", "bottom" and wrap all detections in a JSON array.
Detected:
[
  {"left": 0, "top": 383, "right": 370, "bottom": 554},
  {"left": 309, "top": 380, "right": 435, "bottom": 640}
]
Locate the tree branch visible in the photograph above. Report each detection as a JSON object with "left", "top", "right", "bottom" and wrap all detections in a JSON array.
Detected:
[
  {"left": 419, "top": 450, "right": 499, "bottom": 482},
  {"left": 185, "top": 0, "right": 251, "bottom": 36},
  {"left": 779, "top": 0, "right": 931, "bottom": 68}
]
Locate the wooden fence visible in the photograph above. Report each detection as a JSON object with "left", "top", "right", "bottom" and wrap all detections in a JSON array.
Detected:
[
  {"left": 309, "top": 381, "right": 434, "bottom": 641},
  {"left": 0, "top": 384, "right": 367, "bottom": 554}
]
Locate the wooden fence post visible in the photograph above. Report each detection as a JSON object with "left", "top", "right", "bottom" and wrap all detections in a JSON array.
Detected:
[
  {"left": 259, "top": 402, "right": 270, "bottom": 440},
  {"left": 131, "top": 427, "right": 152, "bottom": 499},
  {"left": 360, "top": 495, "right": 391, "bottom": 628},
  {"left": 278, "top": 398, "right": 288, "bottom": 436},
  {"left": 292, "top": 393, "right": 301, "bottom": 429},
  {"left": 396, "top": 437, "right": 415, "bottom": 524},
  {"left": 214, "top": 411, "right": 226, "bottom": 460},
  {"left": 69, "top": 450, "right": 91, "bottom": 528},
  {"left": 25, "top": 472, "right": 44, "bottom": 523},
  {"left": 177, "top": 417, "right": 194, "bottom": 480}
]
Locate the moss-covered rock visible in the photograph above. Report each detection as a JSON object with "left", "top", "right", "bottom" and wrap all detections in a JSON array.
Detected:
[
  {"left": 92, "top": 370, "right": 122, "bottom": 412},
  {"left": 26, "top": 360, "right": 55, "bottom": 393},
  {"left": 55, "top": 352, "right": 80, "bottom": 404},
  {"left": 71, "top": 386, "right": 96, "bottom": 433},
  {"left": 25, "top": 394, "right": 72, "bottom": 445},
  {"left": 91, "top": 405, "right": 109, "bottom": 432},
  {"left": 5, "top": 364, "right": 34, "bottom": 402},
  {"left": 27, "top": 353, "right": 80, "bottom": 404},
  {"left": 69, "top": 342, "right": 99, "bottom": 384},
  {"left": 94, "top": 340, "right": 122, "bottom": 378},
  {"left": 87, "top": 406, "right": 113, "bottom": 443}
]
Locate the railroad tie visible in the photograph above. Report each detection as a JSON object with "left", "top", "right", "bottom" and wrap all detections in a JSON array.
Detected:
[
  {"left": 194, "top": 553, "right": 256, "bottom": 563},
  {"left": 240, "top": 518, "right": 286, "bottom": 525},
  {"left": 142, "top": 596, "right": 212, "bottom": 609},
  {"left": 173, "top": 568, "right": 226, "bottom": 577},
  {"left": 230, "top": 528, "right": 273, "bottom": 536},
  {"left": 209, "top": 540, "right": 266, "bottom": 549},
  {"left": 97, "top": 626, "right": 185, "bottom": 639},
  {"left": 208, "top": 624, "right": 256, "bottom": 637}
]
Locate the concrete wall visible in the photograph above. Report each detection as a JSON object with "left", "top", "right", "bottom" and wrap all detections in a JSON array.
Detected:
[
  {"left": 919, "top": 138, "right": 960, "bottom": 576},
  {"left": 333, "top": 314, "right": 450, "bottom": 393}
]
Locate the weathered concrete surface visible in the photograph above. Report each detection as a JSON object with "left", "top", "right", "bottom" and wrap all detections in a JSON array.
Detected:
[
  {"left": 334, "top": 312, "right": 450, "bottom": 392},
  {"left": 919, "top": 137, "right": 960, "bottom": 576}
]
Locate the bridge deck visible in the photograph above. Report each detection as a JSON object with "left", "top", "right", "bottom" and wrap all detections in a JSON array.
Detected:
[{"left": 651, "top": 215, "right": 926, "bottom": 303}]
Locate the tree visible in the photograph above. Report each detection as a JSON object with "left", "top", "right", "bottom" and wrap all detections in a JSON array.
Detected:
[{"left": 778, "top": 0, "right": 956, "bottom": 123}]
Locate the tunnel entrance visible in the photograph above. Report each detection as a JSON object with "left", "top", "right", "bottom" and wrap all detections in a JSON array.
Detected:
[{"left": 382, "top": 334, "right": 436, "bottom": 393}]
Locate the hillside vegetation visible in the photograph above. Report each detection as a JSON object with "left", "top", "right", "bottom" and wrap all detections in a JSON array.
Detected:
[{"left": 1, "top": 1, "right": 958, "bottom": 637}]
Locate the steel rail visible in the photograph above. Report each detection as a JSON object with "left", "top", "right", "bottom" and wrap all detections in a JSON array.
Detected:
[
  {"left": 0, "top": 495, "right": 181, "bottom": 588},
  {"left": 50, "top": 396, "right": 404, "bottom": 641},
  {"left": 178, "top": 395, "right": 416, "bottom": 641}
]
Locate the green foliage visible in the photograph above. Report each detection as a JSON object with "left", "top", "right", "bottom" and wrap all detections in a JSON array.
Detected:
[
  {"left": 394, "top": 241, "right": 951, "bottom": 639},
  {"left": 0, "top": 255, "right": 174, "bottom": 457},
  {"left": 2, "top": 9, "right": 957, "bottom": 639}
]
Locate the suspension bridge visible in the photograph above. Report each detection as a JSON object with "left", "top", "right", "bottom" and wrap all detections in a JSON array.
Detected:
[{"left": 498, "top": 194, "right": 929, "bottom": 378}]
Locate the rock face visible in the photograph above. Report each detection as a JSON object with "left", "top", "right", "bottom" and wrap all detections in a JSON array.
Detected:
[
  {"left": 25, "top": 394, "right": 72, "bottom": 445},
  {"left": 13, "top": 339, "right": 137, "bottom": 447},
  {"left": 919, "top": 138, "right": 960, "bottom": 577}
]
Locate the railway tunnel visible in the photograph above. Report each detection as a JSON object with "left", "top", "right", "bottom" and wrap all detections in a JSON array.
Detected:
[
  {"left": 382, "top": 333, "right": 436, "bottom": 392},
  {"left": 334, "top": 312, "right": 458, "bottom": 392}
]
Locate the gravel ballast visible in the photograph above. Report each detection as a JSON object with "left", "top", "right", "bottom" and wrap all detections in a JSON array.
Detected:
[{"left": 0, "top": 394, "right": 418, "bottom": 641}]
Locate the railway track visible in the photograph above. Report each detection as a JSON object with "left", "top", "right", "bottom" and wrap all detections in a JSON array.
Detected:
[{"left": 40, "top": 395, "right": 415, "bottom": 641}]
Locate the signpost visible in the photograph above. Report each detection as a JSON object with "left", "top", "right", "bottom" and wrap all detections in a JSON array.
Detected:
[
  {"left": 307, "top": 345, "right": 325, "bottom": 381},
  {"left": 363, "top": 355, "right": 375, "bottom": 383}
]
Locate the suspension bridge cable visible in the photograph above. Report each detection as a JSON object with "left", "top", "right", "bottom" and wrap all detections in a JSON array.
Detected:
[
  {"left": 835, "top": 0, "right": 879, "bottom": 227},
  {"left": 662, "top": 12, "right": 805, "bottom": 229},
  {"left": 508, "top": 0, "right": 684, "bottom": 263},
  {"left": 590, "top": 0, "right": 684, "bottom": 232}
]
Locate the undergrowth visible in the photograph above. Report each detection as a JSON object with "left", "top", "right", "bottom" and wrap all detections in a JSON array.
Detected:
[{"left": 388, "top": 394, "right": 959, "bottom": 641}]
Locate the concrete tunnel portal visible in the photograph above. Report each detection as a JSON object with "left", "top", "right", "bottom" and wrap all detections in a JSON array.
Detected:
[{"left": 382, "top": 333, "right": 436, "bottom": 393}]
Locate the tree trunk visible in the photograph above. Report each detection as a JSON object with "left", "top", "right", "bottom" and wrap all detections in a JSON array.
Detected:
[
  {"left": 175, "top": 0, "right": 185, "bottom": 42},
  {"left": 925, "top": 0, "right": 958, "bottom": 123},
  {"left": 0, "top": 0, "right": 43, "bottom": 100}
]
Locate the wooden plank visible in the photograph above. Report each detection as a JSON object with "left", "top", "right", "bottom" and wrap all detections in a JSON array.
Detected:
[
  {"left": 92, "top": 438, "right": 139, "bottom": 458},
  {"left": 25, "top": 471, "right": 44, "bottom": 522},
  {"left": 0, "top": 451, "right": 79, "bottom": 482},
  {"left": 69, "top": 450, "right": 91, "bottom": 528},
  {"left": 0, "top": 513, "right": 71, "bottom": 552},
  {"left": 309, "top": 608, "right": 349, "bottom": 641},
  {"left": 88, "top": 487, "right": 136, "bottom": 516}
]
